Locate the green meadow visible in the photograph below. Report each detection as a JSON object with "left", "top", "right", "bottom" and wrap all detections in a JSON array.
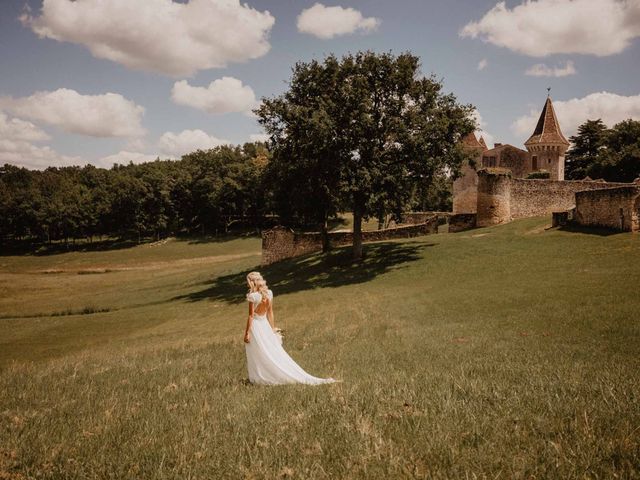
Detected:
[{"left": 1, "top": 217, "right": 639, "bottom": 479}]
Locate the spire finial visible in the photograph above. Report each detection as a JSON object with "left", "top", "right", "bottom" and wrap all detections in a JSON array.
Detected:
[{"left": 547, "top": 87, "right": 551, "bottom": 97}]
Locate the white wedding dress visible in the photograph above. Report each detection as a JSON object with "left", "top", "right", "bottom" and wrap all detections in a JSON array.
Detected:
[{"left": 245, "top": 290, "right": 336, "bottom": 385}]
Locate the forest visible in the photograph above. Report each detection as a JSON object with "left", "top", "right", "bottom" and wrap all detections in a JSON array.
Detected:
[{"left": 0, "top": 142, "right": 452, "bottom": 246}]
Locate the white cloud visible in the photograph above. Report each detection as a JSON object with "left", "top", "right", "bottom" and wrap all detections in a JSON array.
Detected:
[
  {"left": 525, "top": 60, "right": 577, "bottom": 77},
  {"left": 21, "top": 0, "right": 275, "bottom": 77},
  {"left": 97, "top": 150, "right": 159, "bottom": 168},
  {"left": 477, "top": 58, "right": 488, "bottom": 71},
  {"left": 0, "top": 88, "right": 145, "bottom": 138},
  {"left": 460, "top": 0, "right": 640, "bottom": 57},
  {"left": 0, "top": 111, "right": 50, "bottom": 142},
  {"left": 158, "top": 129, "right": 229, "bottom": 157},
  {"left": 0, "top": 139, "right": 83, "bottom": 169},
  {"left": 0, "top": 110, "right": 82, "bottom": 169},
  {"left": 249, "top": 133, "right": 270, "bottom": 143},
  {"left": 512, "top": 91, "right": 640, "bottom": 139},
  {"left": 171, "top": 77, "right": 257, "bottom": 115},
  {"left": 297, "top": 3, "right": 380, "bottom": 39},
  {"left": 124, "top": 138, "right": 147, "bottom": 152},
  {"left": 472, "top": 110, "right": 495, "bottom": 148}
]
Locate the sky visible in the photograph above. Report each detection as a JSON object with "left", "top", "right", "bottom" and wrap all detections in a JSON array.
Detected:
[{"left": 1, "top": 0, "right": 639, "bottom": 169}]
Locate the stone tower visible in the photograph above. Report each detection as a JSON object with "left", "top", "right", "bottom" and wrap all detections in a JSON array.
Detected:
[
  {"left": 477, "top": 168, "right": 511, "bottom": 226},
  {"left": 452, "top": 132, "right": 486, "bottom": 213},
  {"left": 524, "top": 96, "right": 569, "bottom": 181}
]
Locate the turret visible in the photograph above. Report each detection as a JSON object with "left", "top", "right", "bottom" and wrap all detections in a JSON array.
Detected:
[
  {"left": 524, "top": 96, "right": 569, "bottom": 180},
  {"left": 452, "top": 132, "right": 485, "bottom": 213}
]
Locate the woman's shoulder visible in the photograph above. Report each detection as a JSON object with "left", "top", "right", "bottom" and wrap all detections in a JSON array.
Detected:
[
  {"left": 268, "top": 289, "right": 273, "bottom": 300},
  {"left": 246, "top": 291, "right": 259, "bottom": 302}
]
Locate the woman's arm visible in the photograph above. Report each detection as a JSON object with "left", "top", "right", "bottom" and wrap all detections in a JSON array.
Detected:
[
  {"left": 244, "top": 302, "right": 254, "bottom": 343},
  {"left": 267, "top": 299, "right": 275, "bottom": 330}
]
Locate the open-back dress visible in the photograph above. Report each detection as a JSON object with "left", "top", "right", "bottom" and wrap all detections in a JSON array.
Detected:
[{"left": 245, "top": 290, "right": 336, "bottom": 385}]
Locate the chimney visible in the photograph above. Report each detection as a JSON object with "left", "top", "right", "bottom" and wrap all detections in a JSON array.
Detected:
[{"left": 494, "top": 143, "right": 502, "bottom": 148}]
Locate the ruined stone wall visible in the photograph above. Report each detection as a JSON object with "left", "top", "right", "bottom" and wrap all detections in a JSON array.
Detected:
[
  {"left": 261, "top": 215, "right": 439, "bottom": 265},
  {"left": 574, "top": 187, "right": 640, "bottom": 232},
  {"left": 509, "top": 179, "right": 627, "bottom": 219},
  {"left": 261, "top": 227, "right": 320, "bottom": 265},
  {"left": 401, "top": 212, "right": 443, "bottom": 224},
  {"left": 452, "top": 162, "right": 479, "bottom": 214},
  {"left": 448, "top": 213, "right": 477, "bottom": 232}
]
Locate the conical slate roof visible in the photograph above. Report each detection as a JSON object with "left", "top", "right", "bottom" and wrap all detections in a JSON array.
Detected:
[
  {"left": 462, "top": 132, "right": 483, "bottom": 149},
  {"left": 525, "top": 97, "right": 569, "bottom": 146}
]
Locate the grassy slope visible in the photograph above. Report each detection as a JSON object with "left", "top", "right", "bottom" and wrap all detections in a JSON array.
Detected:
[{"left": 0, "top": 218, "right": 639, "bottom": 479}]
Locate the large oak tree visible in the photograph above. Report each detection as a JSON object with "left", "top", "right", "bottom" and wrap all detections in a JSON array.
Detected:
[{"left": 256, "top": 51, "right": 475, "bottom": 259}]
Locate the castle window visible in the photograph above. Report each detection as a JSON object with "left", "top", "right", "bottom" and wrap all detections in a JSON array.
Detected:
[
  {"left": 532, "top": 156, "right": 537, "bottom": 170},
  {"left": 482, "top": 156, "right": 497, "bottom": 167}
]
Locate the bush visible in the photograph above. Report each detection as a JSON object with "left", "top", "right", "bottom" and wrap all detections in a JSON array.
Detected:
[{"left": 526, "top": 170, "right": 550, "bottom": 179}]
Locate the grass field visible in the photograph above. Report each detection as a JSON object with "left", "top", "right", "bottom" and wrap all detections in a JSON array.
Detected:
[{"left": 1, "top": 217, "right": 639, "bottom": 479}]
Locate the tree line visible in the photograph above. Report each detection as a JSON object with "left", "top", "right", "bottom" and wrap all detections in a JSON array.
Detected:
[
  {"left": 0, "top": 140, "right": 454, "bottom": 247},
  {"left": 0, "top": 143, "right": 270, "bottom": 244}
]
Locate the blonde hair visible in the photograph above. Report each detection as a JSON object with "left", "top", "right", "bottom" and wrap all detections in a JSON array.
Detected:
[{"left": 246, "top": 271, "right": 270, "bottom": 302}]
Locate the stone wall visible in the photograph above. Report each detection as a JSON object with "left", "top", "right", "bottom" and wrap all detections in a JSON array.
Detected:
[
  {"left": 477, "top": 168, "right": 512, "bottom": 227},
  {"left": 448, "top": 213, "right": 477, "bottom": 232},
  {"left": 401, "top": 212, "right": 447, "bottom": 225},
  {"left": 574, "top": 186, "right": 640, "bottom": 232},
  {"left": 509, "top": 179, "right": 627, "bottom": 219},
  {"left": 262, "top": 215, "right": 439, "bottom": 265}
]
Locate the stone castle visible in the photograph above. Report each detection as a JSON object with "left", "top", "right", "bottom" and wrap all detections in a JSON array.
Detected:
[
  {"left": 452, "top": 96, "right": 640, "bottom": 232},
  {"left": 453, "top": 95, "right": 569, "bottom": 214},
  {"left": 262, "top": 96, "right": 639, "bottom": 265}
]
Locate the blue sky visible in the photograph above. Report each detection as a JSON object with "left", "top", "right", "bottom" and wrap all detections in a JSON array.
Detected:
[{"left": 1, "top": 0, "right": 639, "bottom": 169}]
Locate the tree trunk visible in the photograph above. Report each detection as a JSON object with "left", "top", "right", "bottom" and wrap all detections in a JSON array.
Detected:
[
  {"left": 352, "top": 208, "right": 363, "bottom": 260},
  {"left": 320, "top": 219, "right": 330, "bottom": 253}
]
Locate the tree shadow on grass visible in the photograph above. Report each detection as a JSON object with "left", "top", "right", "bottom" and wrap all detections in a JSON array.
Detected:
[
  {"left": 177, "top": 233, "right": 261, "bottom": 245},
  {"left": 174, "top": 240, "right": 434, "bottom": 304}
]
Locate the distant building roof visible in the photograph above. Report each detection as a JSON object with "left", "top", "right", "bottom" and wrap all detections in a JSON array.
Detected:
[
  {"left": 478, "top": 136, "right": 488, "bottom": 151},
  {"left": 462, "top": 132, "right": 483, "bottom": 150},
  {"left": 524, "top": 97, "right": 569, "bottom": 146},
  {"left": 483, "top": 143, "right": 527, "bottom": 156}
]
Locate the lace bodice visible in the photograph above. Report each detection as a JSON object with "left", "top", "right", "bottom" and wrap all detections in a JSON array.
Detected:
[{"left": 246, "top": 290, "right": 273, "bottom": 308}]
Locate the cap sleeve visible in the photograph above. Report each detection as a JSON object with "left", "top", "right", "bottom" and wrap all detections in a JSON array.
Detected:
[
  {"left": 246, "top": 292, "right": 258, "bottom": 303},
  {"left": 267, "top": 289, "right": 273, "bottom": 300}
]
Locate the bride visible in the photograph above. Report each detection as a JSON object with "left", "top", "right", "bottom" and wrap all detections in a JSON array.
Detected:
[{"left": 243, "top": 271, "right": 336, "bottom": 385}]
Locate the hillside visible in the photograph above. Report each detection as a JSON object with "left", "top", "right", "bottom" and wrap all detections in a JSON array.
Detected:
[{"left": 1, "top": 217, "right": 639, "bottom": 478}]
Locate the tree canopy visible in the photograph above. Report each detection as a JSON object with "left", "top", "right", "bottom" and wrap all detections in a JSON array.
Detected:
[
  {"left": 0, "top": 144, "right": 270, "bottom": 246},
  {"left": 566, "top": 119, "right": 640, "bottom": 182},
  {"left": 256, "top": 51, "right": 475, "bottom": 259}
]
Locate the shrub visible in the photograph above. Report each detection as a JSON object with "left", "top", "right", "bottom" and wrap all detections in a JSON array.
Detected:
[{"left": 526, "top": 170, "right": 550, "bottom": 179}]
